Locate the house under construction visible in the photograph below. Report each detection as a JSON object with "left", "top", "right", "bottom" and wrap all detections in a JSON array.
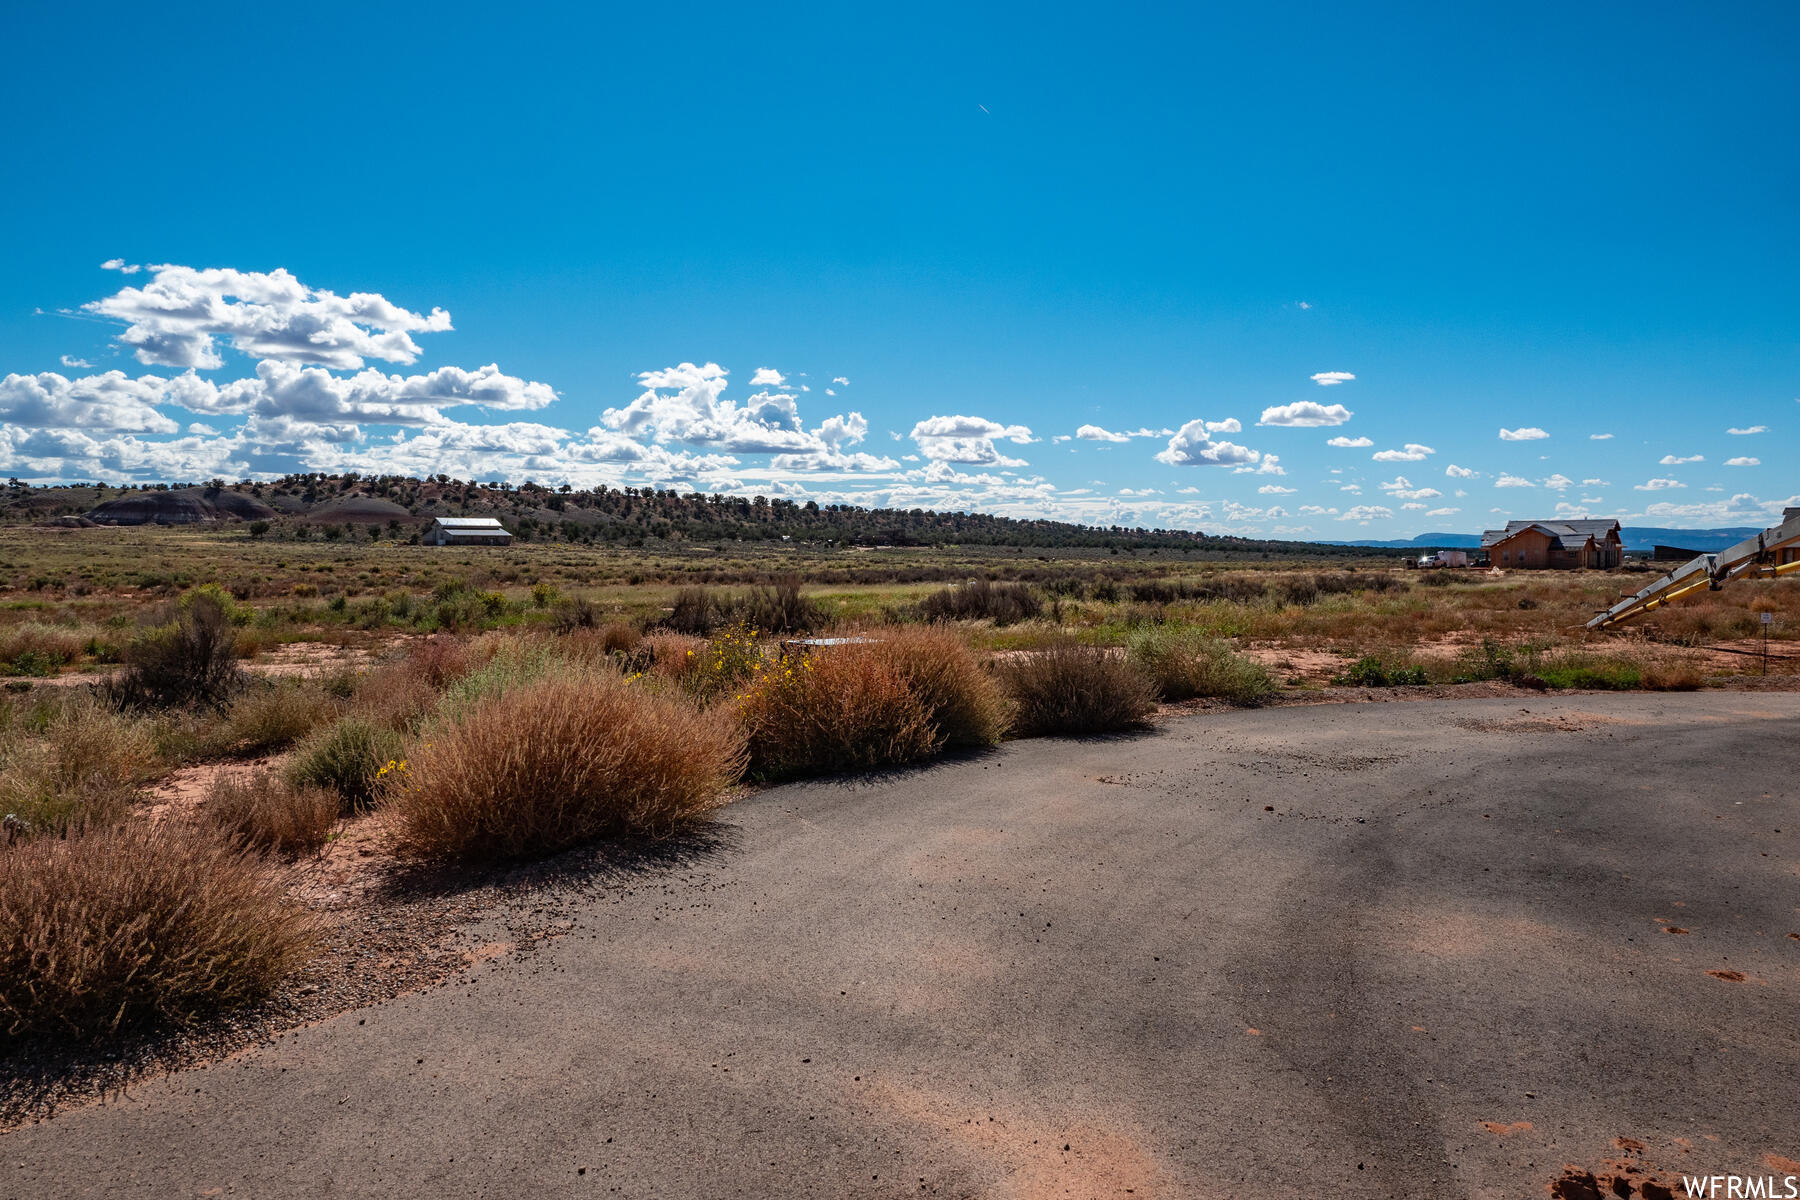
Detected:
[{"left": 1480, "top": 519, "right": 1623, "bottom": 570}]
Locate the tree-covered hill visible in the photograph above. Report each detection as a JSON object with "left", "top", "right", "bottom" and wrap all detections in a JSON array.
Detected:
[{"left": 2, "top": 473, "right": 1408, "bottom": 560}]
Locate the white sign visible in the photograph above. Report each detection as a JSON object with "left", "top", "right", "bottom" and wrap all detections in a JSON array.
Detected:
[{"left": 1763, "top": 611, "right": 1775, "bottom": 624}]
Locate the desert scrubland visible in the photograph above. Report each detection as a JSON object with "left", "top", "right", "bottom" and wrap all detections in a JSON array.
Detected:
[{"left": 1, "top": 521, "right": 1794, "bottom": 1124}]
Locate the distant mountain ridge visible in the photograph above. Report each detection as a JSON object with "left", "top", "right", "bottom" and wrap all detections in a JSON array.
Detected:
[{"left": 1327, "top": 527, "right": 1766, "bottom": 553}]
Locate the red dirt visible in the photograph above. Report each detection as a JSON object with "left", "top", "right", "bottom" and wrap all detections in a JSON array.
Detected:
[{"left": 1482, "top": 1120, "right": 1533, "bottom": 1136}]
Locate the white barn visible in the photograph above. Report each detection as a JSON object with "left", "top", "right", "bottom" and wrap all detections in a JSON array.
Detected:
[{"left": 423, "top": 517, "right": 513, "bottom": 546}]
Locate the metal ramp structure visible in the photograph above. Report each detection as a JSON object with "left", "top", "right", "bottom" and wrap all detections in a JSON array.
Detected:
[{"left": 1587, "top": 508, "right": 1800, "bottom": 630}]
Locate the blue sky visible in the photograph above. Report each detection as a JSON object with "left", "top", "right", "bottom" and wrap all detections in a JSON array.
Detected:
[{"left": 1, "top": 1, "right": 1795, "bottom": 536}]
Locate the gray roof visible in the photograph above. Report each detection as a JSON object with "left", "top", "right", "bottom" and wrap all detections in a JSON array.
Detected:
[
  {"left": 432, "top": 517, "right": 507, "bottom": 529},
  {"left": 1480, "top": 519, "right": 1620, "bottom": 549}
]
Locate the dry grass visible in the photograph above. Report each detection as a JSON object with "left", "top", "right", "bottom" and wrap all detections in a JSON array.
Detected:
[
  {"left": 352, "top": 635, "right": 473, "bottom": 731},
  {"left": 998, "top": 643, "right": 1157, "bottom": 737},
  {"left": 596, "top": 621, "right": 642, "bottom": 655},
  {"left": 647, "top": 633, "right": 707, "bottom": 679},
  {"left": 738, "top": 644, "right": 937, "bottom": 778},
  {"left": 0, "top": 624, "right": 87, "bottom": 675},
  {"left": 1639, "top": 657, "right": 1704, "bottom": 691},
  {"left": 405, "top": 635, "right": 475, "bottom": 688},
  {"left": 1126, "top": 626, "right": 1274, "bottom": 702},
  {"left": 0, "top": 822, "right": 316, "bottom": 1042},
  {"left": 390, "top": 670, "right": 742, "bottom": 862},
  {"left": 214, "top": 680, "right": 341, "bottom": 757},
  {"left": 200, "top": 770, "right": 339, "bottom": 858},
  {"left": 875, "top": 627, "right": 1010, "bottom": 748},
  {"left": 0, "top": 700, "right": 156, "bottom": 838}
]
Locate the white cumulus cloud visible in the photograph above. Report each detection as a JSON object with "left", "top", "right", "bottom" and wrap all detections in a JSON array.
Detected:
[
  {"left": 1075, "top": 424, "right": 1174, "bottom": 442},
  {"left": 910, "top": 414, "right": 1035, "bottom": 466},
  {"left": 0, "top": 370, "right": 180, "bottom": 433},
  {"left": 1326, "top": 435, "right": 1372, "bottom": 448},
  {"left": 1259, "top": 400, "right": 1353, "bottom": 427},
  {"left": 1371, "top": 443, "right": 1435, "bottom": 463},
  {"left": 1725, "top": 456, "right": 1760, "bottom": 467},
  {"left": 1155, "top": 419, "right": 1262, "bottom": 467},
  {"left": 1377, "top": 475, "right": 1441, "bottom": 500},
  {"left": 86, "top": 263, "right": 453, "bottom": 371},
  {"left": 1309, "top": 371, "right": 1355, "bottom": 386},
  {"left": 1500, "top": 427, "right": 1549, "bottom": 441}
]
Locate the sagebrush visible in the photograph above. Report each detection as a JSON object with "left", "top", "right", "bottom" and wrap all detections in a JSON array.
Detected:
[{"left": 286, "top": 716, "right": 404, "bottom": 810}]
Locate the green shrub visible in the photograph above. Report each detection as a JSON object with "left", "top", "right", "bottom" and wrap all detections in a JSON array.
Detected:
[
  {"left": 679, "top": 622, "right": 764, "bottom": 705},
  {"left": 1533, "top": 656, "right": 1642, "bottom": 690},
  {"left": 1126, "top": 626, "right": 1274, "bottom": 702},
  {"left": 0, "top": 624, "right": 84, "bottom": 676},
  {"left": 286, "top": 716, "right": 403, "bottom": 811},
  {"left": 0, "top": 822, "right": 316, "bottom": 1041},
  {"left": 1450, "top": 639, "right": 1529, "bottom": 683},
  {"left": 434, "top": 636, "right": 560, "bottom": 718},
  {"left": 550, "top": 596, "right": 599, "bottom": 633},
  {"left": 1334, "top": 655, "right": 1429, "bottom": 687},
  {"left": 997, "top": 643, "right": 1156, "bottom": 737}
]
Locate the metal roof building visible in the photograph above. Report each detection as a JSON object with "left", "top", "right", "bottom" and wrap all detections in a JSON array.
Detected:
[{"left": 423, "top": 516, "right": 513, "bottom": 546}]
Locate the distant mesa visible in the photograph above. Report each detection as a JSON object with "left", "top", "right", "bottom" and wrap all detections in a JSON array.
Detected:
[{"left": 84, "top": 487, "right": 276, "bottom": 526}]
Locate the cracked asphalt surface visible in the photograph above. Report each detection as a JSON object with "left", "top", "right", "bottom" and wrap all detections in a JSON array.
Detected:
[{"left": 7, "top": 692, "right": 1798, "bottom": 1199}]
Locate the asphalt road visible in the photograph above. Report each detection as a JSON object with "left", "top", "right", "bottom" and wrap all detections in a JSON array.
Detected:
[{"left": 8, "top": 693, "right": 1799, "bottom": 1199}]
